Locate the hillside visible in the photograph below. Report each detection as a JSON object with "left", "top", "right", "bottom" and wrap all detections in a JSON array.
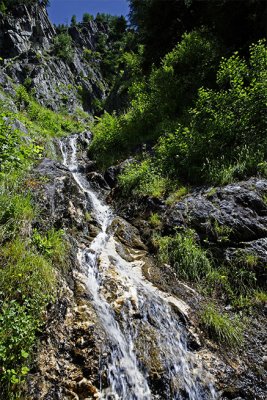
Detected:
[{"left": 0, "top": 1, "right": 266, "bottom": 399}]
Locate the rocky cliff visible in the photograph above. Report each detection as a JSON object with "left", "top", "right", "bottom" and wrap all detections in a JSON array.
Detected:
[{"left": 0, "top": 3, "right": 106, "bottom": 112}]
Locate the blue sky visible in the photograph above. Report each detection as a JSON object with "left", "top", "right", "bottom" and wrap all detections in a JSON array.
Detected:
[{"left": 48, "top": 0, "right": 129, "bottom": 25}]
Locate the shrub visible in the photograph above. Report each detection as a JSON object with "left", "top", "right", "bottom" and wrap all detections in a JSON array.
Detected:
[
  {"left": 0, "top": 238, "right": 55, "bottom": 397},
  {"left": 0, "top": 300, "right": 39, "bottom": 396},
  {"left": 0, "top": 113, "right": 42, "bottom": 173},
  {"left": 149, "top": 213, "right": 161, "bottom": 228},
  {"left": 90, "top": 30, "right": 220, "bottom": 168},
  {"left": 0, "top": 238, "right": 55, "bottom": 305},
  {"left": 89, "top": 112, "right": 125, "bottom": 168},
  {"left": 118, "top": 159, "right": 168, "bottom": 198},
  {"left": 82, "top": 12, "right": 93, "bottom": 23},
  {"left": 53, "top": 33, "right": 74, "bottom": 63},
  {"left": 156, "top": 230, "right": 212, "bottom": 281},
  {"left": 32, "top": 228, "right": 68, "bottom": 269},
  {"left": 200, "top": 304, "right": 244, "bottom": 347}
]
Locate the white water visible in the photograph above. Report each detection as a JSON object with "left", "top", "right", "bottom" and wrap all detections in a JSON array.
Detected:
[{"left": 59, "top": 134, "right": 217, "bottom": 400}]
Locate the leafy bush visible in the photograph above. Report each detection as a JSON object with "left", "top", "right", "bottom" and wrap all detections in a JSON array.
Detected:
[
  {"left": 0, "top": 113, "right": 42, "bottom": 173},
  {"left": 156, "top": 230, "right": 212, "bottom": 281},
  {"left": 157, "top": 40, "right": 267, "bottom": 184},
  {"left": 0, "top": 237, "right": 55, "bottom": 397},
  {"left": 200, "top": 304, "right": 244, "bottom": 347},
  {"left": 53, "top": 33, "right": 74, "bottom": 63},
  {"left": 118, "top": 159, "right": 168, "bottom": 198},
  {"left": 82, "top": 12, "right": 93, "bottom": 23},
  {"left": 32, "top": 228, "right": 68, "bottom": 269},
  {"left": 0, "top": 238, "right": 55, "bottom": 305},
  {"left": 90, "top": 30, "right": 220, "bottom": 167},
  {"left": 149, "top": 213, "right": 161, "bottom": 228},
  {"left": 0, "top": 300, "right": 39, "bottom": 396}
]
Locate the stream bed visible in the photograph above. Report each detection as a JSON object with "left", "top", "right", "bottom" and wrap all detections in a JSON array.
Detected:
[{"left": 58, "top": 133, "right": 217, "bottom": 400}]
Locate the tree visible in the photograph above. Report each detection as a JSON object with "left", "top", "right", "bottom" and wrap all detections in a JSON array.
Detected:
[
  {"left": 129, "top": 0, "right": 267, "bottom": 69},
  {"left": 82, "top": 12, "right": 93, "bottom": 23},
  {"left": 70, "top": 14, "right": 77, "bottom": 27}
]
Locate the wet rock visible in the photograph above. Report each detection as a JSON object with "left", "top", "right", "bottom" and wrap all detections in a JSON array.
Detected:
[
  {"left": 104, "top": 165, "right": 120, "bottom": 188},
  {"left": 33, "top": 158, "right": 89, "bottom": 232},
  {"left": 86, "top": 171, "right": 110, "bottom": 190},
  {"left": 110, "top": 216, "right": 147, "bottom": 251}
]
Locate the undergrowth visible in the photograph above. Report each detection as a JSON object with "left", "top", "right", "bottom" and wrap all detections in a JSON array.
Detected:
[
  {"left": 0, "top": 89, "right": 70, "bottom": 398},
  {"left": 200, "top": 305, "right": 244, "bottom": 347}
]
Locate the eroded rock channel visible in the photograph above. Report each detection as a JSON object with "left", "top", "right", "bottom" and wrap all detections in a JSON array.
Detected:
[{"left": 25, "top": 132, "right": 222, "bottom": 399}]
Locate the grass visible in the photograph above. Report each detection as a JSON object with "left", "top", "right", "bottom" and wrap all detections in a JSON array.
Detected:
[
  {"left": 165, "top": 186, "right": 188, "bottom": 205},
  {"left": 200, "top": 304, "right": 244, "bottom": 347},
  {"left": 32, "top": 228, "right": 69, "bottom": 270},
  {"left": 0, "top": 87, "right": 72, "bottom": 399},
  {"left": 213, "top": 220, "right": 232, "bottom": 243},
  {"left": 149, "top": 213, "right": 162, "bottom": 228},
  {"left": 155, "top": 230, "right": 212, "bottom": 281},
  {"left": 118, "top": 159, "right": 169, "bottom": 198}
]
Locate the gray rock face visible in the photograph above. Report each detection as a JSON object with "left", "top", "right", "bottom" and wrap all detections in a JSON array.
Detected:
[
  {"left": 164, "top": 178, "right": 267, "bottom": 281},
  {"left": 0, "top": 4, "right": 55, "bottom": 57},
  {"left": 0, "top": 4, "right": 107, "bottom": 112}
]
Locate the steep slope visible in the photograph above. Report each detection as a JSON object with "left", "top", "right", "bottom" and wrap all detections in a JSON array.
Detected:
[
  {"left": 0, "top": 2, "right": 106, "bottom": 112},
  {"left": 0, "top": 3, "right": 266, "bottom": 400}
]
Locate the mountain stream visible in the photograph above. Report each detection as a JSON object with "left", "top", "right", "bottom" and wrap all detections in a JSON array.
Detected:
[{"left": 59, "top": 133, "right": 217, "bottom": 400}]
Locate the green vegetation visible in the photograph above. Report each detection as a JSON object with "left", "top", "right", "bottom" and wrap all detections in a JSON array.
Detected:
[
  {"left": 53, "top": 32, "right": 74, "bottom": 63},
  {"left": 165, "top": 187, "right": 188, "bottom": 206},
  {"left": 90, "top": 39, "right": 266, "bottom": 196},
  {"left": 15, "top": 85, "right": 84, "bottom": 140},
  {"left": 149, "top": 213, "right": 161, "bottom": 229},
  {"left": 90, "top": 30, "right": 220, "bottom": 169},
  {"left": 200, "top": 305, "right": 244, "bottom": 347},
  {"left": 118, "top": 159, "right": 168, "bottom": 198},
  {"left": 155, "top": 230, "right": 212, "bottom": 282},
  {"left": 82, "top": 12, "right": 93, "bottom": 23},
  {"left": 0, "top": 88, "right": 72, "bottom": 397}
]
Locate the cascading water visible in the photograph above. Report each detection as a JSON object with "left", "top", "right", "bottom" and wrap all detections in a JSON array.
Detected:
[{"left": 59, "top": 133, "right": 217, "bottom": 400}]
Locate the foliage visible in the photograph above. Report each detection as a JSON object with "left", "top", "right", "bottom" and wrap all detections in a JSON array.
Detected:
[
  {"left": 90, "top": 30, "right": 220, "bottom": 167},
  {"left": 156, "top": 230, "right": 212, "bottom": 281},
  {"left": 156, "top": 40, "right": 267, "bottom": 184},
  {"left": 200, "top": 304, "right": 244, "bottom": 347},
  {"left": 0, "top": 91, "right": 72, "bottom": 398},
  {"left": 53, "top": 33, "right": 74, "bottom": 63},
  {"left": 149, "top": 213, "right": 161, "bottom": 228},
  {"left": 0, "top": 238, "right": 55, "bottom": 305},
  {"left": 118, "top": 159, "right": 168, "bottom": 198},
  {"left": 0, "top": 300, "right": 39, "bottom": 395},
  {"left": 32, "top": 228, "right": 68, "bottom": 268},
  {"left": 15, "top": 85, "right": 84, "bottom": 139},
  {"left": 70, "top": 14, "right": 77, "bottom": 26},
  {"left": 82, "top": 12, "right": 93, "bottom": 23},
  {"left": 129, "top": 0, "right": 266, "bottom": 69},
  {"left": 0, "top": 114, "right": 42, "bottom": 173}
]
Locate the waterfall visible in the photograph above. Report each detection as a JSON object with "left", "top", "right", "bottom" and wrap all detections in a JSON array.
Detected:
[{"left": 59, "top": 134, "right": 217, "bottom": 400}]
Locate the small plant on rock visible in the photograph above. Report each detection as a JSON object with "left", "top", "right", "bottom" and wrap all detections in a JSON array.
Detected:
[{"left": 200, "top": 304, "right": 244, "bottom": 347}]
